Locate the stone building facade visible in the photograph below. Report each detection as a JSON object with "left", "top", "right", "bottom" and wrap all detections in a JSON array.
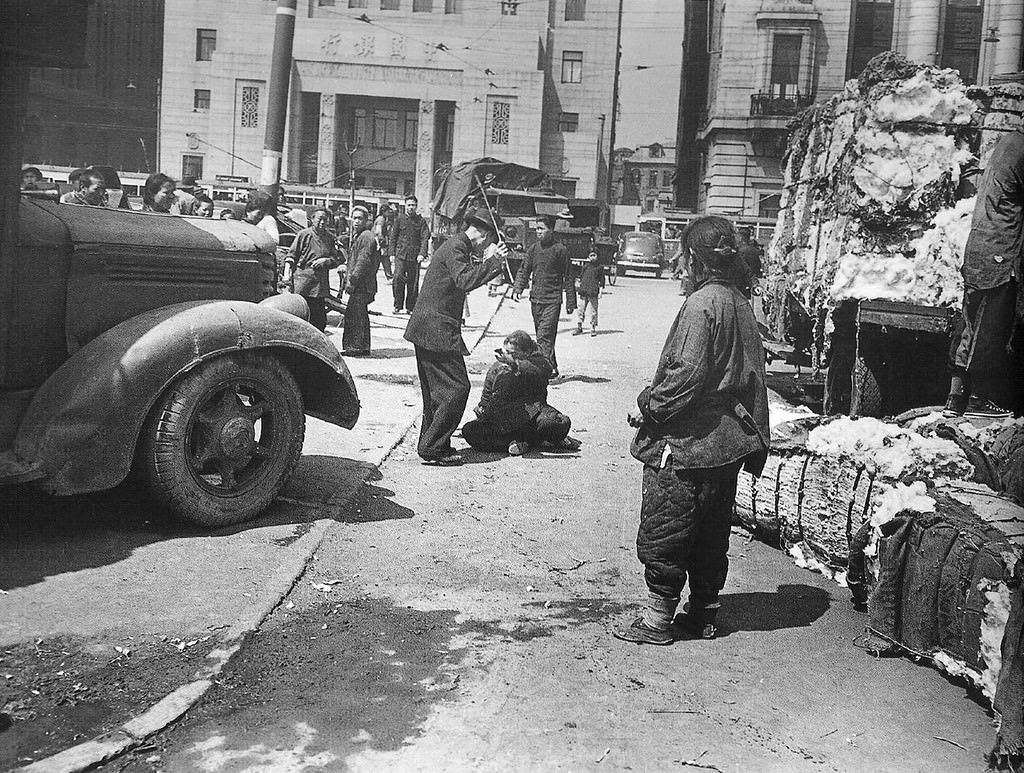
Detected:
[
  {"left": 610, "top": 142, "right": 676, "bottom": 212},
  {"left": 676, "top": 0, "right": 1024, "bottom": 222},
  {"left": 160, "top": 0, "right": 620, "bottom": 207}
]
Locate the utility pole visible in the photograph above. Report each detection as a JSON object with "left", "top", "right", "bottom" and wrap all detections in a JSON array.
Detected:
[
  {"left": 605, "top": 0, "right": 625, "bottom": 205},
  {"left": 345, "top": 142, "right": 358, "bottom": 214},
  {"left": 259, "top": 0, "right": 297, "bottom": 206}
]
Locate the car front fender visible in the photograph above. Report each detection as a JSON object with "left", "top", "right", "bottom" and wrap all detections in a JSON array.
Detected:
[{"left": 14, "top": 300, "right": 360, "bottom": 495}]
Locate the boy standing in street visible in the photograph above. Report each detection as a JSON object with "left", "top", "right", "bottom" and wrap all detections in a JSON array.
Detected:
[{"left": 572, "top": 249, "right": 604, "bottom": 337}]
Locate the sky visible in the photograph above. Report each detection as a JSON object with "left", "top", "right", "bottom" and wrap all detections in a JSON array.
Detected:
[{"left": 615, "top": 0, "right": 685, "bottom": 149}]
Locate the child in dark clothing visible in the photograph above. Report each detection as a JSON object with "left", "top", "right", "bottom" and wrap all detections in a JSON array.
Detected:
[{"left": 572, "top": 250, "right": 605, "bottom": 337}]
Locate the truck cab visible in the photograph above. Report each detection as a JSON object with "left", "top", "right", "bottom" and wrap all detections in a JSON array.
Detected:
[{"left": 1, "top": 195, "right": 360, "bottom": 526}]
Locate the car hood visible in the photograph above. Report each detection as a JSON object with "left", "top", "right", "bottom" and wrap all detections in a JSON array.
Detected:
[{"left": 21, "top": 198, "right": 277, "bottom": 254}]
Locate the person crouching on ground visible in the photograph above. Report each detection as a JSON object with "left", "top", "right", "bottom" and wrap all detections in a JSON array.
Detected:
[
  {"left": 462, "top": 330, "right": 577, "bottom": 457},
  {"left": 615, "top": 215, "right": 769, "bottom": 646},
  {"left": 573, "top": 250, "right": 604, "bottom": 337},
  {"left": 342, "top": 205, "right": 380, "bottom": 355},
  {"left": 283, "top": 207, "right": 341, "bottom": 332}
]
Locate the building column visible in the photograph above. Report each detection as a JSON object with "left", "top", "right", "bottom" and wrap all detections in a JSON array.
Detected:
[
  {"left": 317, "top": 93, "right": 336, "bottom": 186},
  {"left": 414, "top": 99, "right": 436, "bottom": 213},
  {"left": 904, "top": 0, "right": 940, "bottom": 65},
  {"left": 994, "top": 0, "right": 1024, "bottom": 76}
]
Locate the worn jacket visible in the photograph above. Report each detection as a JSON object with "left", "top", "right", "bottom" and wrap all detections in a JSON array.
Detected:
[
  {"left": 577, "top": 261, "right": 605, "bottom": 297},
  {"left": 404, "top": 233, "right": 503, "bottom": 354},
  {"left": 288, "top": 226, "right": 342, "bottom": 298},
  {"left": 514, "top": 239, "right": 577, "bottom": 311},
  {"left": 475, "top": 361, "right": 527, "bottom": 433},
  {"left": 962, "top": 128, "right": 1024, "bottom": 290},
  {"left": 389, "top": 212, "right": 430, "bottom": 262},
  {"left": 630, "top": 279, "right": 769, "bottom": 474},
  {"left": 345, "top": 228, "right": 380, "bottom": 298}
]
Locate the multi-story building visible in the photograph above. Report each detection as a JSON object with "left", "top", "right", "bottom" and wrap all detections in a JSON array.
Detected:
[
  {"left": 675, "top": 0, "right": 1024, "bottom": 222},
  {"left": 611, "top": 142, "right": 676, "bottom": 212},
  {"left": 160, "top": 0, "right": 620, "bottom": 208},
  {"left": 23, "top": 0, "right": 164, "bottom": 173}
]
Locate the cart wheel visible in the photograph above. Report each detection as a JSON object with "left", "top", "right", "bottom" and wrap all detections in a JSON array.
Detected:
[
  {"left": 137, "top": 351, "right": 305, "bottom": 527},
  {"left": 606, "top": 266, "right": 617, "bottom": 286},
  {"left": 850, "top": 354, "right": 883, "bottom": 418}
]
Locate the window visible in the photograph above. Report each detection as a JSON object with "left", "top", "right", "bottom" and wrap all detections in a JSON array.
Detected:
[
  {"left": 561, "top": 51, "right": 583, "bottom": 83},
  {"left": 240, "top": 86, "right": 260, "bottom": 128},
  {"left": 372, "top": 109, "right": 398, "bottom": 148},
  {"left": 318, "top": 0, "right": 335, "bottom": 5},
  {"left": 350, "top": 108, "right": 368, "bottom": 144},
  {"left": 941, "top": 0, "right": 983, "bottom": 84},
  {"left": 551, "top": 179, "right": 577, "bottom": 198},
  {"left": 757, "top": 191, "right": 782, "bottom": 220},
  {"left": 557, "top": 112, "right": 579, "bottom": 132},
  {"left": 490, "top": 101, "right": 510, "bottom": 145},
  {"left": 349, "top": 0, "right": 367, "bottom": 6},
  {"left": 404, "top": 111, "right": 418, "bottom": 150},
  {"left": 648, "top": 171, "right": 658, "bottom": 187},
  {"left": 661, "top": 170, "right": 673, "bottom": 187},
  {"left": 196, "top": 29, "right": 216, "bottom": 61},
  {"left": 848, "top": 1, "right": 893, "bottom": 78},
  {"left": 413, "top": 0, "right": 432, "bottom": 9},
  {"left": 648, "top": 143, "right": 663, "bottom": 158},
  {"left": 445, "top": 0, "right": 460, "bottom": 12},
  {"left": 770, "top": 34, "right": 802, "bottom": 99},
  {"left": 182, "top": 155, "right": 203, "bottom": 180},
  {"left": 501, "top": 1, "right": 518, "bottom": 15},
  {"left": 565, "top": 0, "right": 585, "bottom": 20},
  {"left": 372, "top": 177, "right": 397, "bottom": 193},
  {"left": 193, "top": 89, "right": 210, "bottom": 110},
  {"left": 380, "top": 0, "right": 399, "bottom": 9},
  {"left": 441, "top": 111, "right": 455, "bottom": 152}
]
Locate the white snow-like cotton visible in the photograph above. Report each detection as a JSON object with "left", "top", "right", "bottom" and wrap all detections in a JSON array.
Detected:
[
  {"left": 863, "top": 481, "right": 936, "bottom": 580},
  {"left": 871, "top": 69, "right": 976, "bottom": 126},
  {"left": 806, "top": 416, "right": 973, "bottom": 480},
  {"left": 979, "top": 580, "right": 1013, "bottom": 702},
  {"left": 851, "top": 130, "right": 970, "bottom": 210},
  {"left": 788, "top": 542, "right": 849, "bottom": 587}
]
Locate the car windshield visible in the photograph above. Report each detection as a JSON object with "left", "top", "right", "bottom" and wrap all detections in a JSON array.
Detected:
[{"left": 622, "top": 233, "right": 660, "bottom": 251}]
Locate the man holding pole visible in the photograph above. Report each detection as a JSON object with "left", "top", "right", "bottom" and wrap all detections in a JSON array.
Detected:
[{"left": 404, "top": 207, "right": 509, "bottom": 466}]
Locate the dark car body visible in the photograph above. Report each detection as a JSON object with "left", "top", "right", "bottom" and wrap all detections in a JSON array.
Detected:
[
  {"left": 0, "top": 198, "right": 359, "bottom": 522},
  {"left": 615, "top": 231, "right": 665, "bottom": 277}
]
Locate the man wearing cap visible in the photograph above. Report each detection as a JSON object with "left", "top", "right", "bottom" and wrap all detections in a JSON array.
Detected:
[
  {"left": 512, "top": 214, "right": 576, "bottom": 377},
  {"left": 342, "top": 205, "right": 380, "bottom": 355},
  {"left": 404, "top": 207, "right": 510, "bottom": 465}
]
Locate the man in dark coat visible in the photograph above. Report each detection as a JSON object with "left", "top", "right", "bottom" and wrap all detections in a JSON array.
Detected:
[
  {"left": 389, "top": 195, "right": 431, "bottom": 314},
  {"left": 462, "top": 330, "right": 574, "bottom": 456},
  {"left": 404, "top": 208, "right": 509, "bottom": 465},
  {"left": 945, "top": 127, "right": 1024, "bottom": 418},
  {"left": 512, "top": 215, "right": 576, "bottom": 377},
  {"left": 615, "top": 216, "right": 769, "bottom": 645},
  {"left": 342, "top": 205, "right": 379, "bottom": 355}
]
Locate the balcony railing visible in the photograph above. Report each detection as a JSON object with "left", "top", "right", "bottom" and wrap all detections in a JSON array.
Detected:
[{"left": 749, "top": 91, "right": 814, "bottom": 117}]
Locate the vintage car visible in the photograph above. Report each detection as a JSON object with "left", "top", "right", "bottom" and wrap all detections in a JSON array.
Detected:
[
  {"left": 0, "top": 195, "right": 360, "bottom": 527},
  {"left": 615, "top": 231, "right": 665, "bottom": 278}
]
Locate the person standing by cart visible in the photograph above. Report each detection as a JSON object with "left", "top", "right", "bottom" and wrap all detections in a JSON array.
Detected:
[
  {"left": 389, "top": 195, "right": 431, "bottom": 314},
  {"left": 615, "top": 216, "right": 769, "bottom": 645},
  {"left": 282, "top": 207, "right": 341, "bottom": 332}
]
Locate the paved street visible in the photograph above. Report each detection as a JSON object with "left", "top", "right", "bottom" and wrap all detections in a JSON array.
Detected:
[{"left": 0, "top": 275, "right": 994, "bottom": 772}]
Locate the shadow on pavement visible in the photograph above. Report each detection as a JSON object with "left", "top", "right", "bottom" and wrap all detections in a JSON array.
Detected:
[
  {"left": 713, "top": 583, "right": 831, "bottom": 636},
  {"left": 0, "top": 454, "right": 396, "bottom": 592}
]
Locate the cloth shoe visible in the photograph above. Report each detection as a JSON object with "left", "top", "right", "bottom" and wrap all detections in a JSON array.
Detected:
[
  {"left": 612, "top": 617, "right": 674, "bottom": 645},
  {"left": 942, "top": 392, "right": 967, "bottom": 417},
  {"left": 572, "top": 327, "right": 584, "bottom": 336},
  {"left": 590, "top": 329, "right": 597, "bottom": 337},
  {"left": 673, "top": 602, "right": 719, "bottom": 640},
  {"left": 508, "top": 440, "right": 528, "bottom": 456},
  {"left": 421, "top": 452, "right": 463, "bottom": 466}
]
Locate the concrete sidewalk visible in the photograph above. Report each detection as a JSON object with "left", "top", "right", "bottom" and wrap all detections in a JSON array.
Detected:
[{"left": 2, "top": 276, "right": 509, "bottom": 773}]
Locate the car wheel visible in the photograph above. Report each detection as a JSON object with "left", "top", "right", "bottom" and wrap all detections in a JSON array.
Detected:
[
  {"left": 655, "top": 269, "right": 663, "bottom": 279},
  {"left": 137, "top": 352, "right": 305, "bottom": 527}
]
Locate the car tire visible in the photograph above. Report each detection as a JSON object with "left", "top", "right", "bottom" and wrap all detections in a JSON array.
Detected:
[
  {"left": 137, "top": 351, "right": 305, "bottom": 527},
  {"left": 655, "top": 269, "right": 663, "bottom": 279}
]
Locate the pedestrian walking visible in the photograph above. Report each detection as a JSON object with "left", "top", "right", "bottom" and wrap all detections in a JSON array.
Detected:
[
  {"left": 282, "top": 207, "right": 342, "bottom": 332},
  {"left": 572, "top": 250, "right": 605, "bottom": 337},
  {"left": 512, "top": 215, "right": 576, "bottom": 377},
  {"left": 404, "top": 207, "right": 509, "bottom": 466},
  {"left": 615, "top": 216, "right": 769, "bottom": 645},
  {"left": 389, "top": 195, "right": 431, "bottom": 314},
  {"left": 944, "top": 126, "right": 1024, "bottom": 418},
  {"left": 342, "top": 205, "right": 380, "bottom": 355},
  {"left": 374, "top": 203, "right": 395, "bottom": 280},
  {"left": 462, "top": 330, "right": 576, "bottom": 456}
]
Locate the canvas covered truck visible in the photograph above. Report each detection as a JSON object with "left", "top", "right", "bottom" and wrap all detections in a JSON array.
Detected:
[{"left": 764, "top": 53, "right": 1024, "bottom": 417}]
